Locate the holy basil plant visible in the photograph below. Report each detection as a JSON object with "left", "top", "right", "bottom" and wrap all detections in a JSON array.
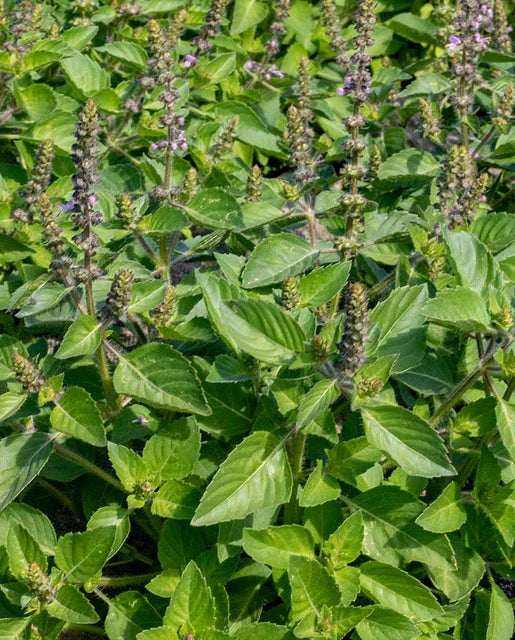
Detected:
[{"left": 0, "top": 0, "right": 513, "bottom": 638}]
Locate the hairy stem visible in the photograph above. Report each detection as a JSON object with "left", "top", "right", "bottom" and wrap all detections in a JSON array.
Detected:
[
  {"left": 430, "top": 338, "right": 501, "bottom": 427},
  {"left": 98, "top": 572, "right": 157, "bottom": 587},
  {"left": 284, "top": 430, "right": 307, "bottom": 524},
  {"left": 55, "top": 442, "right": 124, "bottom": 492}
]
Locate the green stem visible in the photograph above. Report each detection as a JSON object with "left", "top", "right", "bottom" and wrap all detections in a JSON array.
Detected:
[
  {"left": 457, "top": 434, "right": 490, "bottom": 487},
  {"left": 159, "top": 235, "right": 171, "bottom": 282},
  {"left": 430, "top": 340, "right": 500, "bottom": 427},
  {"left": 37, "top": 478, "right": 76, "bottom": 514},
  {"left": 503, "top": 376, "right": 515, "bottom": 401},
  {"left": 93, "top": 588, "right": 111, "bottom": 605},
  {"left": 98, "top": 572, "right": 157, "bottom": 588},
  {"left": 284, "top": 430, "right": 307, "bottom": 524},
  {"left": 472, "top": 124, "right": 496, "bottom": 156},
  {"left": 64, "top": 623, "right": 105, "bottom": 637},
  {"left": 84, "top": 275, "right": 118, "bottom": 412},
  {"left": 55, "top": 442, "right": 124, "bottom": 492}
]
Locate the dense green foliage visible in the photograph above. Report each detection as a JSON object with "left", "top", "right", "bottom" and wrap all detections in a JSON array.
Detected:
[{"left": 0, "top": 0, "right": 513, "bottom": 638}]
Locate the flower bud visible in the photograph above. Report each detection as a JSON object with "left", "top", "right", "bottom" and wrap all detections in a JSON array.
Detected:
[
  {"left": 12, "top": 353, "right": 46, "bottom": 394},
  {"left": 105, "top": 270, "right": 134, "bottom": 319},
  {"left": 153, "top": 286, "right": 176, "bottom": 327},
  {"left": 281, "top": 276, "right": 300, "bottom": 311},
  {"left": 25, "top": 562, "right": 55, "bottom": 604},
  {"left": 246, "top": 165, "right": 262, "bottom": 203},
  {"left": 339, "top": 282, "right": 369, "bottom": 377}
]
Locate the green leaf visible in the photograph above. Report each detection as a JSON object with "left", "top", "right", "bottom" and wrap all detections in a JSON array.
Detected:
[
  {"left": 355, "top": 606, "right": 421, "bottom": 640},
  {"left": 107, "top": 442, "right": 149, "bottom": 492},
  {"left": 415, "top": 482, "right": 467, "bottom": 533},
  {"left": 7, "top": 521, "right": 46, "bottom": 580},
  {"left": 203, "top": 53, "right": 237, "bottom": 83},
  {"left": 495, "top": 401, "right": 515, "bottom": 464},
  {"left": 0, "top": 234, "right": 33, "bottom": 264},
  {"left": 284, "top": 1, "right": 314, "bottom": 51},
  {"left": 16, "top": 83, "right": 56, "bottom": 121},
  {"left": 233, "top": 623, "right": 295, "bottom": 640},
  {"left": 0, "top": 503, "right": 56, "bottom": 555},
  {"left": 51, "top": 387, "right": 106, "bottom": 447},
  {"left": 387, "top": 12, "right": 438, "bottom": 43},
  {"left": 298, "top": 461, "right": 340, "bottom": 507},
  {"left": 0, "top": 433, "right": 55, "bottom": 512},
  {"left": 47, "top": 584, "right": 99, "bottom": 624},
  {"left": 446, "top": 231, "right": 500, "bottom": 295},
  {"left": 61, "top": 25, "right": 99, "bottom": 49},
  {"left": 129, "top": 280, "right": 167, "bottom": 313},
  {"left": 55, "top": 315, "right": 102, "bottom": 359},
  {"left": 323, "top": 511, "right": 363, "bottom": 568},
  {"left": 55, "top": 527, "right": 114, "bottom": 583},
  {"left": 192, "top": 431, "right": 292, "bottom": 526},
  {"left": 16, "top": 283, "right": 71, "bottom": 318},
  {"left": 377, "top": 149, "right": 439, "bottom": 188},
  {"left": 394, "top": 352, "right": 454, "bottom": 396},
  {"left": 143, "top": 416, "right": 201, "bottom": 482},
  {"left": 105, "top": 591, "right": 162, "bottom": 640},
  {"left": 151, "top": 480, "right": 201, "bottom": 519},
  {"left": 471, "top": 213, "right": 515, "bottom": 254},
  {"left": 164, "top": 561, "right": 216, "bottom": 633},
  {"left": 30, "top": 110, "right": 77, "bottom": 152},
  {"left": 239, "top": 202, "right": 286, "bottom": 229},
  {"left": 199, "top": 274, "right": 305, "bottom": 365},
  {"left": 186, "top": 189, "right": 243, "bottom": 230},
  {"left": 0, "top": 619, "right": 30, "bottom": 638},
  {"left": 299, "top": 262, "right": 351, "bottom": 308},
  {"left": 158, "top": 520, "right": 204, "bottom": 571},
  {"left": 137, "top": 628, "right": 178, "bottom": 640},
  {"left": 360, "top": 561, "right": 444, "bottom": 622},
  {"left": 422, "top": 287, "right": 491, "bottom": 332},
  {"left": 97, "top": 42, "right": 148, "bottom": 69},
  {"left": 288, "top": 556, "right": 340, "bottom": 622},
  {"left": 297, "top": 379, "right": 340, "bottom": 429},
  {"left": 242, "top": 525, "right": 314, "bottom": 569},
  {"left": 367, "top": 285, "right": 428, "bottom": 373},
  {"left": 0, "top": 392, "right": 26, "bottom": 423},
  {"left": 113, "top": 343, "right": 211, "bottom": 416},
  {"left": 213, "top": 103, "right": 281, "bottom": 153},
  {"left": 398, "top": 73, "right": 451, "bottom": 98},
  {"left": 326, "top": 437, "right": 382, "bottom": 489},
  {"left": 362, "top": 405, "right": 456, "bottom": 478},
  {"left": 61, "top": 53, "right": 109, "bottom": 97},
  {"left": 242, "top": 233, "right": 319, "bottom": 288},
  {"left": 87, "top": 506, "right": 130, "bottom": 559},
  {"left": 345, "top": 486, "right": 454, "bottom": 572},
  {"left": 231, "top": 0, "right": 268, "bottom": 34},
  {"left": 486, "top": 580, "right": 514, "bottom": 640}
]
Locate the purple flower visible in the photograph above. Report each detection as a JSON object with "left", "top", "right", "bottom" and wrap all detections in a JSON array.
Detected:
[
  {"left": 468, "top": 148, "right": 480, "bottom": 159},
  {"left": 268, "top": 64, "right": 284, "bottom": 78},
  {"left": 446, "top": 35, "right": 462, "bottom": 51},
  {"left": 473, "top": 32, "right": 489, "bottom": 49},
  {"left": 87, "top": 194, "right": 97, "bottom": 206},
  {"left": 60, "top": 199, "right": 75, "bottom": 212},
  {"left": 183, "top": 54, "right": 197, "bottom": 68},
  {"left": 132, "top": 415, "right": 150, "bottom": 425},
  {"left": 150, "top": 142, "right": 159, "bottom": 151},
  {"left": 337, "top": 86, "right": 345, "bottom": 96},
  {"left": 177, "top": 116, "right": 185, "bottom": 125},
  {"left": 480, "top": 195, "right": 487, "bottom": 202},
  {"left": 245, "top": 60, "right": 257, "bottom": 70}
]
